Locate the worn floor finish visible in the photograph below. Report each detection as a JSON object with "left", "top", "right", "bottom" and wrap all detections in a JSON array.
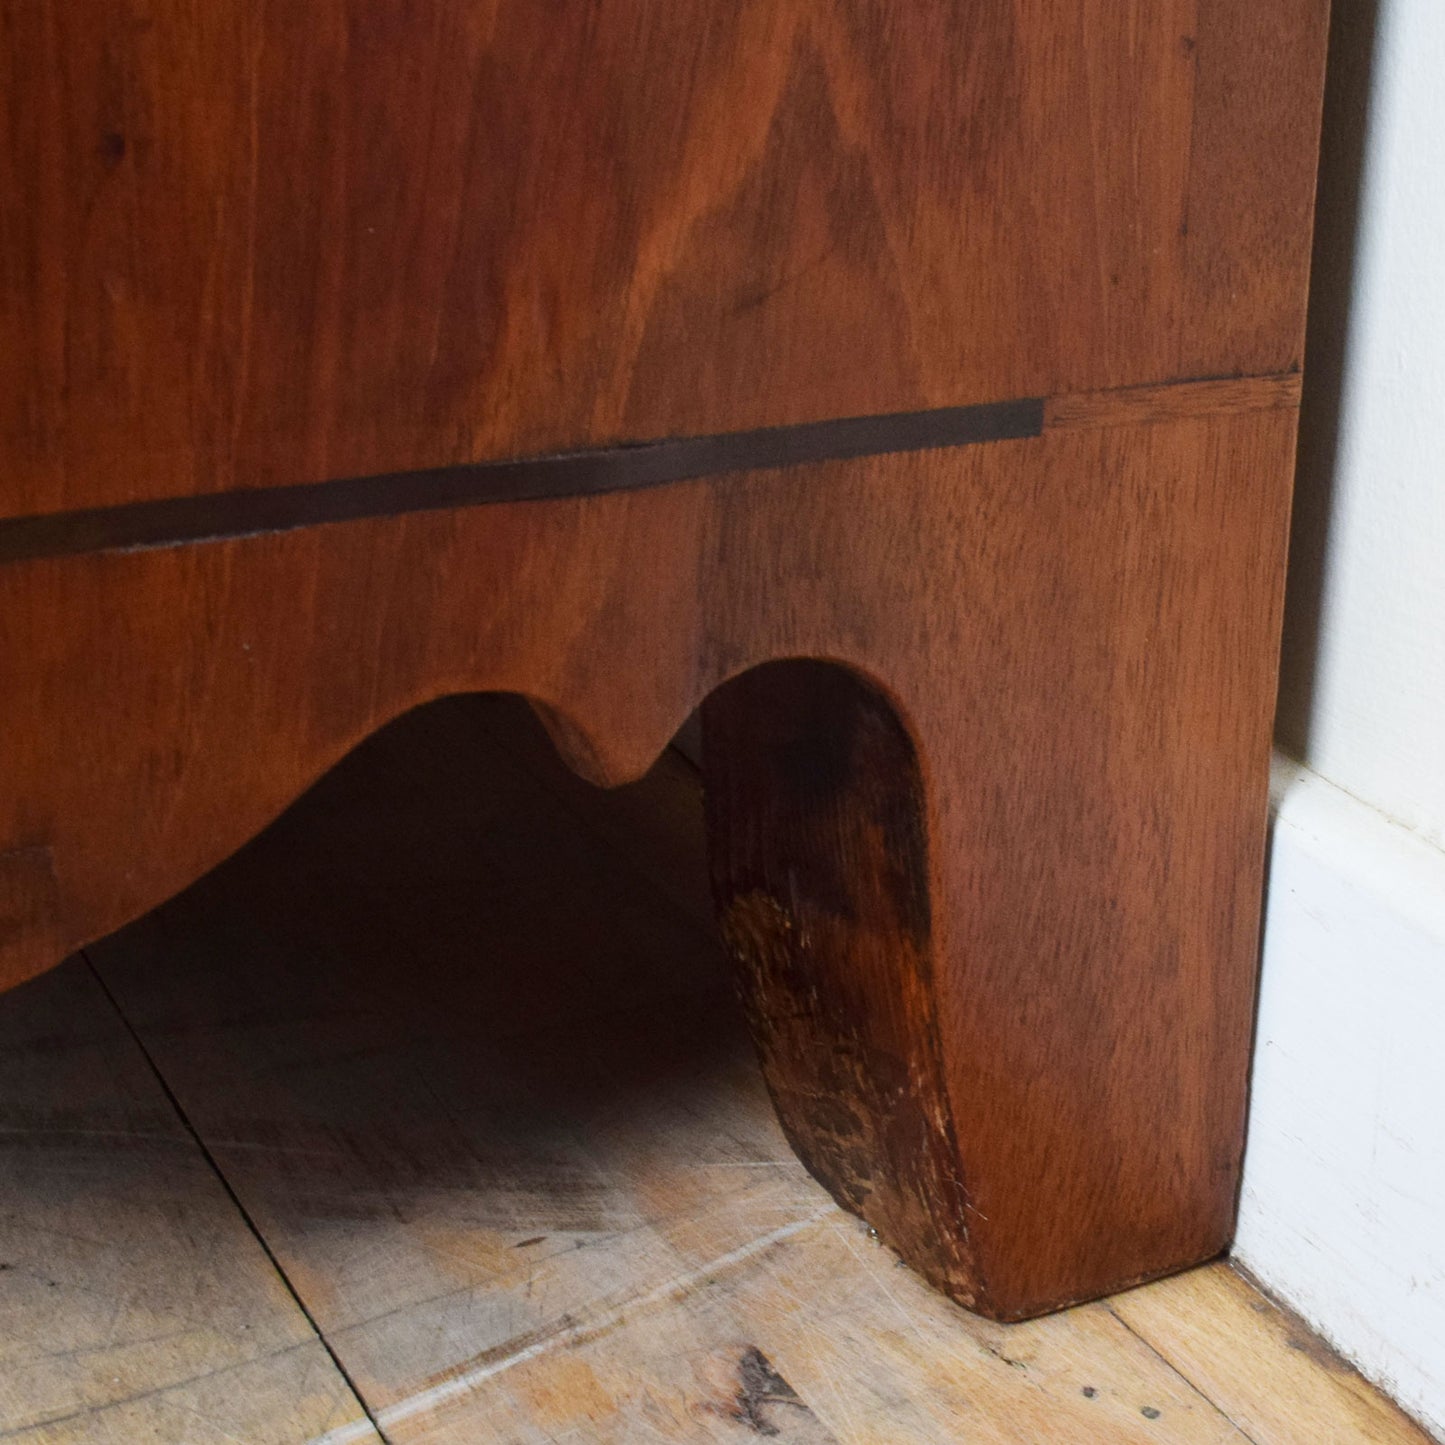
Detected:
[{"left": 0, "top": 696, "right": 1430, "bottom": 1443}]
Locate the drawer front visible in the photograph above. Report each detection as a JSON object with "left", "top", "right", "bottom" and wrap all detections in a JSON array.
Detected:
[{"left": 1, "top": 1, "right": 1328, "bottom": 519}]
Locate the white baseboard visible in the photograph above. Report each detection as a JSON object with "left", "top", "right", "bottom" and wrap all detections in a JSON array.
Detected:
[{"left": 1235, "top": 755, "right": 1445, "bottom": 1438}]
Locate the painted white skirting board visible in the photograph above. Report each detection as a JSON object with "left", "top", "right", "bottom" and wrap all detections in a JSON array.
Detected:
[{"left": 1235, "top": 754, "right": 1445, "bottom": 1437}]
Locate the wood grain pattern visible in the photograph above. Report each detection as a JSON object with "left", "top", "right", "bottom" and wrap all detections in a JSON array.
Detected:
[
  {"left": 0, "top": 407, "right": 1298, "bottom": 1318},
  {"left": 1045, "top": 373, "right": 1304, "bottom": 432},
  {"left": 5, "top": 699, "right": 1416, "bottom": 1441},
  {"left": 1, "top": 0, "right": 1328, "bottom": 518}
]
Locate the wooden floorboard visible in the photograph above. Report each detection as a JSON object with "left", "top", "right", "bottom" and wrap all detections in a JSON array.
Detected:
[
  {"left": 4, "top": 695, "right": 1431, "bottom": 1443},
  {"left": 1111, "top": 1267, "right": 1431, "bottom": 1445},
  {"left": 0, "top": 957, "right": 378, "bottom": 1442}
]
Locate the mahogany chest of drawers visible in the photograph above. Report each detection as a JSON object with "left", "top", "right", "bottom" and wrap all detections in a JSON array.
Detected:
[{"left": 0, "top": 1, "right": 1330, "bottom": 1318}]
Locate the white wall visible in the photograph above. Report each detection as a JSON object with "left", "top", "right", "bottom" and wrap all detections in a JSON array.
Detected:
[
  {"left": 1275, "top": 0, "right": 1445, "bottom": 845},
  {"left": 1240, "top": 0, "right": 1445, "bottom": 1435}
]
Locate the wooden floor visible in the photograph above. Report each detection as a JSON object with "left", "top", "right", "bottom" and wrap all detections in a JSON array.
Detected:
[{"left": 0, "top": 696, "right": 1431, "bottom": 1444}]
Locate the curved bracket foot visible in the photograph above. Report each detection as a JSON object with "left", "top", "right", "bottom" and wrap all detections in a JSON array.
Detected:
[{"left": 704, "top": 661, "right": 980, "bottom": 1304}]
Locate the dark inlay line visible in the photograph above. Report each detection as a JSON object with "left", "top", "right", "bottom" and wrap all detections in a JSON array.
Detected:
[{"left": 0, "top": 398, "right": 1042, "bottom": 565}]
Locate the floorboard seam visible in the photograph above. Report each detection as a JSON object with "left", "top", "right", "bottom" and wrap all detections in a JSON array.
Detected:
[
  {"left": 1104, "top": 1299, "right": 1265, "bottom": 1445},
  {"left": 79, "top": 949, "right": 392, "bottom": 1445}
]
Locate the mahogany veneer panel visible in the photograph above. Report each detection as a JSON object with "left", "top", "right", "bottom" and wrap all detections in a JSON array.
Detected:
[{"left": 2, "top": 0, "right": 1327, "bottom": 518}]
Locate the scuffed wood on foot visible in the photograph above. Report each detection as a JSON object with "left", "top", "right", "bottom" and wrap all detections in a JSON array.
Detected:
[{"left": 704, "top": 660, "right": 977, "bottom": 1306}]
